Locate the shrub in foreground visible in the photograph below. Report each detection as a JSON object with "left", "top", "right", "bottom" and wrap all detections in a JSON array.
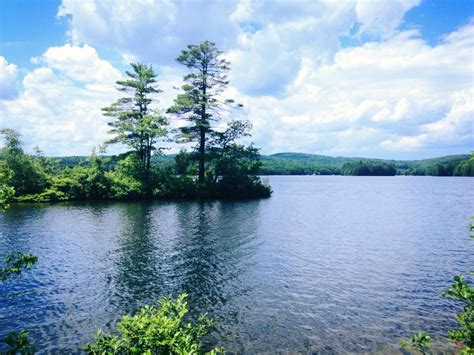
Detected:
[
  {"left": 85, "top": 293, "right": 223, "bottom": 354},
  {"left": 443, "top": 274, "right": 474, "bottom": 354},
  {"left": 400, "top": 332, "right": 431, "bottom": 354},
  {"left": 402, "top": 219, "right": 473, "bottom": 354}
]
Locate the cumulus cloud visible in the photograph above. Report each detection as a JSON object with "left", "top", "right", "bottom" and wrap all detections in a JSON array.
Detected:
[
  {"left": 227, "top": 1, "right": 356, "bottom": 96},
  {"left": 0, "top": 45, "right": 123, "bottom": 155},
  {"left": 0, "top": 57, "right": 19, "bottom": 100},
  {"left": 58, "top": 0, "right": 241, "bottom": 64},
  {"left": 243, "top": 21, "right": 474, "bottom": 157},
  {"left": 381, "top": 88, "right": 474, "bottom": 151},
  {"left": 226, "top": 0, "right": 420, "bottom": 97},
  {"left": 41, "top": 44, "right": 122, "bottom": 83},
  {"left": 57, "top": 0, "right": 420, "bottom": 98}
]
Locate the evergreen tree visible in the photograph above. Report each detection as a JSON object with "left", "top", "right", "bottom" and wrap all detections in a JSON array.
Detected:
[
  {"left": 169, "top": 41, "right": 241, "bottom": 183},
  {"left": 103, "top": 63, "right": 167, "bottom": 183}
]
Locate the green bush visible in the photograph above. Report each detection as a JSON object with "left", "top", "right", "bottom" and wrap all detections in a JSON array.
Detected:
[
  {"left": 0, "top": 161, "right": 15, "bottom": 210},
  {"left": 214, "top": 175, "right": 272, "bottom": 199},
  {"left": 16, "top": 188, "right": 67, "bottom": 203},
  {"left": 153, "top": 172, "right": 199, "bottom": 199},
  {"left": 0, "top": 252, "right": 38, "bottom": 282},
  {"left": 400, "top": 331, "right": 431, "bottom": 354},
  {"left": 106, "top": 155, "right": 145, "bottom": 200},
  {"left": 443, "top": 275, "right": 474, "bottom": 354},
  {"left": 4, "top": 330, "right": 35, "bottom": 355},
  {"left": 402, "top": 218, "right": 474, "bottom": 354},
  {"left": 85, "top": 294, "right": 222, "bottom": 354}
]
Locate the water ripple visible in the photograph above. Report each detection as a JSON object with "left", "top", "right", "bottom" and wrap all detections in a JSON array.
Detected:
[{"left": 0, "top": 177, "right": 472, "bottom": 353}]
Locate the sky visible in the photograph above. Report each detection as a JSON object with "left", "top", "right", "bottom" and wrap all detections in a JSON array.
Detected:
[{"left": 0, "top": 0, "right": 473, "bottom": 159}]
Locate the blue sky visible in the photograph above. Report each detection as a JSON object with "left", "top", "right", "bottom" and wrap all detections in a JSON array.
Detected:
[
  {"left": 0, "top": 0, "right": 473, "bottom": 159},
  {"left": 1, "top": 0, "right": 67, "bottom": 68}
]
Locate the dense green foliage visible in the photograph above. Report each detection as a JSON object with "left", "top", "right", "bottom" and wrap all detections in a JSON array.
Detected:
[
  {"left": 0, "top": 129, "right": 49, "bottom": 195},
  {"left": 85, "top": 294, "right": 222, "bottom": 354},
  {"left": 0, "top": 128, "right": 271, "bottom": 202},
  {"left": 4, "top": 330, "right": 35, "bottom": 355},
  {"left": 260, "top": 153, "right": 347, "bottom": 175},
  {"left": 443, "top": 275, "right": 474, "bottom": 353},
  {"left": 2, "top": 145, "right": 470, "bottom": 203},
  {"left": 454, "top": 155, "right": 474, "bottom": 177},
  {"left": 0, "top": 161, "right": 15, "bottom": 210},
  {"left": 400, "top": 332, "right": 431, "bottom": 354},
  {"left": 341, "top": 161, "right": 396, "bottom": 176},
  {"left": 0, "top": 252, "right": 38, "bottom": 282}
]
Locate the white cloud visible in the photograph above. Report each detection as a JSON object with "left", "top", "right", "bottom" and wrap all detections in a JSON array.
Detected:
[
  {"left": 57, "top": 0, "right": 419, "bottom": 97},
  {"left": 355, "top": 0, "right": 421, "bottom": 38},
  {"left": 381, "top": 88, "right": 474, "bottom": 151},
  {"left": 0, "top": 45, "right": 123, "bottom": 155},
  {"left": 243, "top": 22, "right": 474, "bottom": 157},
  {"left": 0, "top": 57, "right": 19, "bottom": 100},
  {"left": 226, "top": 0, "right": 421, "bottom": 97},
  {"left": 41, "top": 44, "right": 122, "bottom": 83},
  {"left": 58, "top": 0, "right": 241, "bottom": 64}
]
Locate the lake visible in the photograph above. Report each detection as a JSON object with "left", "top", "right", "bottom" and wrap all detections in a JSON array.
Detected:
[{"left": 1, "top": 176, "right": 473, "bottom": 353}]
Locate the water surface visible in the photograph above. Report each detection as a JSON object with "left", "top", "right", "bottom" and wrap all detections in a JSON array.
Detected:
[{"left": 1, "top": 176, "right": 473, "bottom": 353}]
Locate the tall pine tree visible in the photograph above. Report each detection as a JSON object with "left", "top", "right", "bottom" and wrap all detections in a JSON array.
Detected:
[
  {"left": 103, "top": 63, "right": 167, "bottom": 182},
  {"left": 169, "top": 41, "right": 241, "bottom": 183}
]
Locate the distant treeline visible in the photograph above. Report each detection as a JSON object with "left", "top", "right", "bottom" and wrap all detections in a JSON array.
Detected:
[
  {"left": 340, "top": 161, "right": 396, "bottom": 176},
  {"left": 52, "top": 152, "right": 474, "bottom": 177},
  {"left": 259, "top": 153, "right": 474, "bottom": 176}
]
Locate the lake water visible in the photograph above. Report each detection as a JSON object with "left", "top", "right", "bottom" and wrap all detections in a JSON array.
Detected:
[{"left": 1, "top": 176, "right": 473, "bottom": 353}]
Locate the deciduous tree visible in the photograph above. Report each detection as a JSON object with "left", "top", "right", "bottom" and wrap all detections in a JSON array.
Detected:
[{"left": 0, "top": 129, "right": 48, "bottom": 195}]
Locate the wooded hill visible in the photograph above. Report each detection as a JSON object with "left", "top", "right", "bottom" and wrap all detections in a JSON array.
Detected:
[{"left": 260, "top": 152, "right": 472, "bottom": 176}]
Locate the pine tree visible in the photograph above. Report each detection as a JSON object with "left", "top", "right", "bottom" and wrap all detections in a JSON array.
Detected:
[
  {"left": 169, "top": 41, "right": 241, "bottom": 183},
  {"left": 103, "top": 63, "right": 167, "bottom": 182}
]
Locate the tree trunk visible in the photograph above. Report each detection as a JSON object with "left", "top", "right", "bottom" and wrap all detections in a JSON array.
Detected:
[
  {"left": 143, "top": 139, "right": 152, "bottom": 187},
  {"left": 199, "top": 65, "right": 207, "bottom": 183},
  {"left": 198, "top": 127, "right": 205, "bottom": 183}
]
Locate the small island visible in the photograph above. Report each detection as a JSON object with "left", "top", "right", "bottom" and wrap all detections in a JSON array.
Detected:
[{"left": 1, "top": 42, "right": 272, "bottom": 203}]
